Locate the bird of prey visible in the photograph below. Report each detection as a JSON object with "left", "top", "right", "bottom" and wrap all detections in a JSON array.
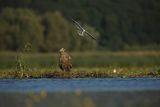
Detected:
[
  {"left": 59, "top": 48, "right": 72, "bottom": 72},
  {"left": 71, "top": 19, "right": 96, "bottom": 40}
]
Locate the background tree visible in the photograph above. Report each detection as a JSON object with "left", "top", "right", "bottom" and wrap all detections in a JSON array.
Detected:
[
  {"left": 42, "top": 11, "right": 71, "bottom": 52},
  {"left": 0, "top": 8, "right": 44, "bottom": 51},
  {"left": 0, "top": 0, "right": 160, "bottom": 51}
]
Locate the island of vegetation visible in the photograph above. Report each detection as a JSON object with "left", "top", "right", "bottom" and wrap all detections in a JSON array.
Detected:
[{"left": 0, "top": 51, "right": 160, "bottom": 79}]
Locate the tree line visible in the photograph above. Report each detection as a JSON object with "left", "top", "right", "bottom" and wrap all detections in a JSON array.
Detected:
[
  {"left": 0, "top": 8, "right": 99, "bottom": 52},
  {"left": 0, "top": 0, "right": 160, "bottom": 52}
]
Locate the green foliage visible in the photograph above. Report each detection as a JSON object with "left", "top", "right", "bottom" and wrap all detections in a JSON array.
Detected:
[
  {"left": 157, "top": 69, "right": 160, "bottom": 74},
  {"left": 0, "top": 0, "right": 160, "bottom": 51},
  {"left": 0, "top": 7, "right": 100, "bottom": 52},
  {"left": 0, "top": 8, "right": 44, "bottom": 51},
  {"left": 42, "top": 11, "right": 71, "bottom": 51},
  {"left": 15, "top": 43, "right": 32, "bottom": 78},
  {"left": 0, "top": 51, "right": 160, "bottom": 69}
]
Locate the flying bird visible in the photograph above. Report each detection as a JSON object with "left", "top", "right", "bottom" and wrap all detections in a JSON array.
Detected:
[
  {"left": 71, "top": 19, "right": 96, "bottom": 40},
  {"left": 59, "top": 48, "right": 72, "bottom": 72}
]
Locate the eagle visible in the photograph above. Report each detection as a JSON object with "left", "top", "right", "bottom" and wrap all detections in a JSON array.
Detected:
[{"left": 59, "top": 48, "right": 72, "bottom": 72}]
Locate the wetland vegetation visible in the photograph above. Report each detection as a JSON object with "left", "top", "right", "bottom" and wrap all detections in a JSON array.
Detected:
[{"left": 0, "top": 51, "right": 160, "bottom": 78}]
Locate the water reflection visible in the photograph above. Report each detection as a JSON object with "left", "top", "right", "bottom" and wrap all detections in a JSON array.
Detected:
[{"left": 0, "top": 91, "right": 160, "bottom": 107}]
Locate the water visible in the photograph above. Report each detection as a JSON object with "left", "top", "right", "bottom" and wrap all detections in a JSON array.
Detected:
[
  {"left": 1, "top": 78, "right": 160, "bottom": 107},
  {"left": 0, "top": 78, "right": 160, "bottom": 92}
]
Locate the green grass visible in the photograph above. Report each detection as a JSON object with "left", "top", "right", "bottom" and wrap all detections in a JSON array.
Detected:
[
  {"left": 0, "top": 51, "right": 160, "bottom": 78},
  {"left": 0, "top": 51, "right": 160, "bottom": 69}
]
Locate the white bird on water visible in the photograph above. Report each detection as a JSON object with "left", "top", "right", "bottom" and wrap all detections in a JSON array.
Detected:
[{"left": 71, "top": 19, "right": 96, "bottom": 40}]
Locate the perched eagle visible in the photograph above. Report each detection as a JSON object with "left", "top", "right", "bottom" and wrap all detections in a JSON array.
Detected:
[{"left": 59, "top": 48, "right": 72, "bottom": 72}]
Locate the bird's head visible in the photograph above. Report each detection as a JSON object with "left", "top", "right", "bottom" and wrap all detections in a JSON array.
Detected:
[{"left": 59, "top": 48, "right": 65, "bottom": 53}]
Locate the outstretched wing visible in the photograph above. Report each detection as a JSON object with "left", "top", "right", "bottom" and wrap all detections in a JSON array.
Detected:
[
  {"left": 85, "top": 31, "right": 96, "bottom": 40},
  {"left": 71, "top": 19, "right": 84, "bottom": 31}
]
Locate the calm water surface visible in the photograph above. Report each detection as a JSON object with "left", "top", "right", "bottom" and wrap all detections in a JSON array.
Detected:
[
  {"left": 0, "top": 78, "right": 160, "bottom": 92},
  {"left": 1, "top": 78, "right": 160, "bottom": 107}
]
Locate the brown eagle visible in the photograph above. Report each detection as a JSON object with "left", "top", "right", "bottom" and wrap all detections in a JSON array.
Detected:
[{"left": 59, "top": 48, "right": 72, "bottom": 72}]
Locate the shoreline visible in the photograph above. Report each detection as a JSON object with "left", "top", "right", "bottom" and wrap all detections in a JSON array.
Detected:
[
  {"left": 0, "top": 66, "right": 160, "bottom": 79},
  {"left": 43, "top": 71, "right": 160, "bottom": 78}
]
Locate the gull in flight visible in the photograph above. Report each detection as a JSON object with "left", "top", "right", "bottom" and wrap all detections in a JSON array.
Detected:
[{"left": 71, "top": 19, "right": 96, "bottom": 40}]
